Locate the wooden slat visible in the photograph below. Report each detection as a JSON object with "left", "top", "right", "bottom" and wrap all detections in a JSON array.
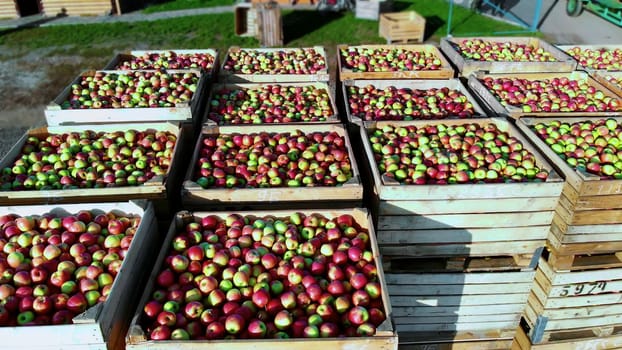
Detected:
[
  {"left": 379, "top": 240, "right": 544, "bottom": 257},
  {"left": 541, "top": 302, "right": 622, "bottom": 319},
  {"left": 402, "top": 339, "right": 514, "bottom": 350},
  {"left": 378, "top": 212, "right": 554, "bottom": 230},
  {"left": 377, "top": 226, "right": 548, "bottom": 244},
  {"left": 42, "top": 0, "right": 112, "bottom": 16},
  {"left": 386, "top": 282, "right": 534, "bottom": 296},
  {"left": 394, "top": 313, "right": 520, "bottom": 324},
  {"left": 543, "top": 315, "right": 622, "bottom": 331},
  {"left": 385, "top": 271, "right": 535, "bottom": 285},
  {"left": 391, "top": 294, "right": 529, "bottom": 307},
  {"left": 396, "top": 320, "right": 520, "bottom": 333},
  {"left": 379, "top": 197, "right": 559, "bottom": 215},
  {"left": 0, "top": 1, "right": 18, "bottom": 18}
]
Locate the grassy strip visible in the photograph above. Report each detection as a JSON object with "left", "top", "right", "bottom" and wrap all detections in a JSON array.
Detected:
[{"left": 143, "top": 0, "right": 236, "bottom": 13}]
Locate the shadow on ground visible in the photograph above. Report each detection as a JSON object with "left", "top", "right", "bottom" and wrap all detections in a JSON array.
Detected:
[{"left": 282, "top": 10, "right": 343, "bottom": 44}]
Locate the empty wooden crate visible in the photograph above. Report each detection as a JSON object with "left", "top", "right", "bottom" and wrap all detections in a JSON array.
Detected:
[{"left": 379, "top": 11, "right": 425, "bottom": 44}]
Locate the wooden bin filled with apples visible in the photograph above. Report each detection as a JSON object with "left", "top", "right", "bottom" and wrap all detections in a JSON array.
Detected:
[
  {"left": 203, "top": 81, "right": 340, "bottom": 125},
  {"left": 337, "top": 44, "right": 455, "bottom": 80},
  {"left": 181, "top": 123, "right": 363, "bottom": 210},
  {"left": 360, "top": 117, "right": 564, "bottom": 261},
  {"left": 125, "top": 208, "right": 398, "bottom": 349},
  {"left": 358, "top": 117, "right": 564, "bottom": 342},
  {"left": 517, "top": 116, "right": 622, "bottom": 270},
  {"left": 341, "top": 78, "right": 487, "bottom": 125},
  {"left": 516, "top": 254, "right": 622, "bottom": 346},
  {"left": 218, "top": 46, "right": 330, "bottom": 83},
  {"left": 439, "top": 36, "right": 576, "bottom": 77},
  {"left": 44, "top": 70, "right": 209, "bottom": 127},
  {"left": 0, "top": 201, "right": 158, "bottom": 350},
  {"left": 556, "top": 44, "right": 622, "bottom": 72},
  {"left": 467, "top": 71, "right": 622, "bottom": 119},
  {"left": 592, "top": 71, "right": 622, "bottom": 99},
  {"left": 0, "top": 122, "right": 191, "bottom": 218},
  {"left": 103, "top": 49, "right": 220, "bottom": 77}
]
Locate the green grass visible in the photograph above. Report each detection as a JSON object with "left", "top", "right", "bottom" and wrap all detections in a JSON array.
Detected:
[{"left": 142, "top": 0, "right": 236, "bottom": 13}]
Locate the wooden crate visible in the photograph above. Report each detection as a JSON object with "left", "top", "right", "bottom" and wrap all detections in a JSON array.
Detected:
[
  {"left": 592, "top": 70, "right": 622, "bottom": 98},
  {"left": 521, "top": 256, "right": 622, "bottom": 345},
  {"left": 0, "top": 201, "right": 157, "bottom": 350},
  {"left": 204, "top": 81, "right": 339, "bottom": 125},
  {"left": 0, "top": 0, "right": 19, "bottom": 19},
  {"left": 0, "top": 122, "right": 190, "bottom": 218},
  {"left": 556, "top": 44, "right": 622, "bottom": 72},
  {"left": 440, "top": 37, "right": 576, "bottom": 77},
  {"left": 103, "top": 49, "right": 219, "bottom": 76},
  {"left": 385, "top": 263, "right": 537, "bottom": 341},
  {"left": 234, "top": 3, "right": 257, "bottom": 37},
  {"left": 255, "top": 2, "right": 283, "bottom": 47},
  {"left": 517, "top": 116, "right": 622, "bottom": 264},
  {"left": 513, "top": 324, "right": 622, "bottom": 350},
  {"left": 467, "top": 71, "right": 622, "bottom": 119},
  {"left": 401, "top": 339, "right": 514, "bottom": 350},
  {"left": 219, "top": 46, "right": 330, "bottom": 83},
  {"left": 355, "top": 0, "right": 392, "bottom": 20},
  {"left": 41, "top": 0, "right": 112, "bottom": 16},
  {"left": 360, "top": 118, "right": 564, "bottom": 259},
  {"left": 379, "top": 11, "right": 425, "bottom": 44},
  {"left": 125, "top": 208, "right": 398, "bottom": 349},
  {"left": 338, "top": 44, "right": 454, "bottom": 80},
  {"left": 342, "top": 78, "right": 488, "bottom": 125},
  {"left": 44, "top": 70, "right": 208, "bottom": 126},
  {"left": 182, "top": 124, "right": 363, "bottom": 210}
]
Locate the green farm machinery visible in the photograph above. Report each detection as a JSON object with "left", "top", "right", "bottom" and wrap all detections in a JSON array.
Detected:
[{"left": 567, "top": 0, "right": 622, "bottom": 26}]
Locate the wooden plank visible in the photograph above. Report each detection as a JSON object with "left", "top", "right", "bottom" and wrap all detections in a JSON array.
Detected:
[
  {"left": 126, "top": 208, "right": 398, "bottom": 349},
  {"left": 181, "top": 124, "right": 363, "bottom": 206},
  {"left": 394, "top": 313, "right": 520, "bottom": 324},
  {"left": 543, "top": 292, "right": 622, "bottom": 310},
  {"left": 402, "top": 340, "right": 514, "bottom": 350},
  {"left": 543, "top": 315, "right": 622, "bottom": 331},
  {"left": 380, "top": 241, "right": 545, "bottom": 257},
  {"left": 219, "top": 46, "right": 330, "bottom": 83},
  {"left": 378, "top": 212, "right": 554, "bottom": 230},
  {"left": 342, "top": 78, "right": 487, "bottom": 125},
  {"left": 469, "top": 72, "right": 622, "bottom": 120},
  {"left": 379, "top": 197, "right": 559, "bottom": 215},
  {"left": 377, "top": 226, "right": 548, "bottom": 244},
  {"left": 0, "top": 1, "right": 18, "bottom": 18},
  {"left": 519, "top": 330, "right": 622, "bottom": 349},
  {"left": 392, "top": 303, "right": 525, "bottom": 317},
  {"left": 396, "top": 321, "right": 520, "bottom": 333},
  {"left": 385, "top": 271, "right": 535, "bottom": 285},
  {"left": 541, "top": 303, "right": 622, "bottom": 320},
  {"left": 384, "top": 253, "right": 538, "bottom": 273},
  {"left": 391, "top": 293, "right": 529, "bottom": 307},
  {"left": 361, "top": 118, "right": 564, "bottom": 201},
  {"left": 42, "top": 0, "right": 112, "bottom": 16},
  {"left": 440, "top": 37, "right": 576, "bottom": 77},
  {"left": 386, "top": 282, "right": 534, "bottom": 296},
  {"left": 593, "top": 71, "right": 622, "bottom": 98},
  {"left": 338, "top": 44, "right": 455, "bottom": 80}
]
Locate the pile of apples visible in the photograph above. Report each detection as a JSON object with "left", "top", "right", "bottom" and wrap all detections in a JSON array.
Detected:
[
  {"left": 60, "top": 71, "right": 199, "bottom": 109},
  {"left": 453, "top": 39, "right": 557, "bottom": 62},
  {"left": 207, "top": 85, "right": 334, "bottom": 124},
  {"left": 222, "top": 48, "right": 326, "bottom": 75},
  {"left": 340, "top": 47, "right": 444, "bottom": 72},
  {"left": 531, "top": 118, "right": 622, "bottom": 178},
  {"left": 368, "top": 122, "right": 549, "bottom": 184},
  {"left": 565, "top": 46, "right": 622, "bottom": 71},
  {"left": 114, "top": 51, "right": 216, "bottom": 71},
  {"left": 0, "top": 209, "right": 140, "bottom": 326},
  {"left": 194, "top": 130, "right": 353, "bottom": 188},
  {"left": 0, "top": 129, "right": 176, "bottom": 191},
  {"left": 480, "top": 76, "right": 622, "bottom": 113},
  {"left": 346, "top": 84, "right": 477, "bottom": 121},
  {"left": 141, "top": 212, "right": 386, "bottom": 340}
]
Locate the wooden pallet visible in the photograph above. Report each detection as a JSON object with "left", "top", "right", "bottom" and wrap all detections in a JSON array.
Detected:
[
  {"left": 341, "top": 79, "right": 487, "bottom": 125},
  {"left": 513, "top": 323, "right": 622, "bottom": 350},
  {"left": 182, "top": 124, "right": 363, "bottom": 209},
  {"left": 523, "top": 256, "right": 622, "bottom": 344},
  {"left": 338, "top": 44, "right": 455, "bottom": 80},
  {"left": 219, "top": 46, "right": 330, "bottom": 83},
  {"left": 379, "top": 11, "right": 425, "bottom": 44},
  {"left": 517, "top": 116, "right": 622, "bottom": 258},
  {"left": 361, "top": 118, "right": 563, "bottom": 259},
  {"left": 385, "top": 266, "right": 536, "bottom": 337},
  {"left": 0, "top": 122, "right": 191, "bottom": 219},
  {"left": 126, "top": 208, "right": 398, "bottom": 349},
  {"left": 440, "top": 37, "right": 576, "bottom": 77},
  {"left": 45, "top": 70, "right": 208, "bottom": 126},
  {"left": 468, "top": 71, "right": 622, "bottom": 119},
  {"left": 0, "top": 201, "right": 158, "bottom": 350}
]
